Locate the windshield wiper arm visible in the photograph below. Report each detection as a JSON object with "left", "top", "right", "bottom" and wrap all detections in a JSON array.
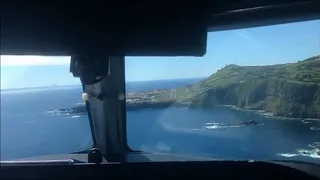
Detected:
[{"left": 0, "top": 158, "right": 86, "bottom": 166}]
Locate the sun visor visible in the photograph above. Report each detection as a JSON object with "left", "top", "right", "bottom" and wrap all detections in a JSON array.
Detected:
[{"left": 1, "top": 5, "right": 208, "bottom": 57}]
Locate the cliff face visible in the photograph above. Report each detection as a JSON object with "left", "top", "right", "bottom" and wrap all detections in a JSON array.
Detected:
[{"left": 176, "top": 56, "right": 320, "bottom": 118}]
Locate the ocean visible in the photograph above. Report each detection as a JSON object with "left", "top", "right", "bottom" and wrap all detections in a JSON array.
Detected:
[{"left": 1, "top": 78, "right": 320, "bottom": 163}]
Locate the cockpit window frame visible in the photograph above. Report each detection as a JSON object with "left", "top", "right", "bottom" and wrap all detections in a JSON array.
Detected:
[{"left": 82, "top": 57, "right": 133, "bottom": 161}]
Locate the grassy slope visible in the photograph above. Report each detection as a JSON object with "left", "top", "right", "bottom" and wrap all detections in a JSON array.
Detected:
[{"left": 163, "top": 56, "right": 320, "bottom": 118}]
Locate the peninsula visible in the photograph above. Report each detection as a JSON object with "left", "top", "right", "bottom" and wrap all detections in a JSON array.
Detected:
[{"left": 61, "top": 55, "right": 320, "bottom": 119}]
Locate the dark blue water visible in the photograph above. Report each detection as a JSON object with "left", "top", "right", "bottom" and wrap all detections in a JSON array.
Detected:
[
  {"left": 1, "top": 87, "right": 92, "bottom": 160},
  {"left": 1, "top": 79, "right": 320, "bottom": 163}
]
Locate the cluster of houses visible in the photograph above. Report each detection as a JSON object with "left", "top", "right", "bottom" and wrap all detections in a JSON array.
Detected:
[{"left": 126, "top": 90, "right": 161, "bottom": 103}]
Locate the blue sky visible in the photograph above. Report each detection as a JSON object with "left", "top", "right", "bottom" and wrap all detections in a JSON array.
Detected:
[{"left": 1, "top": 20, "right": 319, "bottom": 89}]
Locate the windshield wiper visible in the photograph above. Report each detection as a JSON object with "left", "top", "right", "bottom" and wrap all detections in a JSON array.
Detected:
[{"left": 0, "top": 158, "right": 86, "bottom": 166}]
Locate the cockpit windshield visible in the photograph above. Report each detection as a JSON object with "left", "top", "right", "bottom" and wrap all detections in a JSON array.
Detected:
[
  {"left": 0, "top": 56, "right": 92, "bottom": 160},
  {"left": 1, "top": 20, "right": 319, "bottom": 164},
  {"left": 125, "top": 20, "right": 320, "bottom": 164}
]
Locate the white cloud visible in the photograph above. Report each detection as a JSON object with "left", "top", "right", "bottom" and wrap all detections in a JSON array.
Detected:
[{"left": 0, "top": 55, "right": 71, "bottom": 66}]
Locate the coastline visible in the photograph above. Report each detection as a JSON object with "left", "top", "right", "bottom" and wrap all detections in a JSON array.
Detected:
[
  {"left": 61, "top": 101, "right": 320, "bottom": 121},
  {"left": 216, "top": 105, "right": 320, "bottom": 121}
]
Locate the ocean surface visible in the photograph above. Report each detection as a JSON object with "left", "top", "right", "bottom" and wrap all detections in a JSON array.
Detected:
[{"left": 1, "top": 78, "right": 320, "bottom": 163}]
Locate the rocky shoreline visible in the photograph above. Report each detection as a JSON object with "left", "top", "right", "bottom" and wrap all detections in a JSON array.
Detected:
[
  {"left": 57, "top": 100, "right": 319, "bottom": 121},
  {"left": 58, "top": 100, "right": 189, "bottom": 114},
  {"left": 217, "top": 105, "right": 320, "bottom": 121}
]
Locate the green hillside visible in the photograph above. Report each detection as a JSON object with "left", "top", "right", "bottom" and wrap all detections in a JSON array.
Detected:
[{"left": 173, "top": 56, "right": 320, "bottom": 118}]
